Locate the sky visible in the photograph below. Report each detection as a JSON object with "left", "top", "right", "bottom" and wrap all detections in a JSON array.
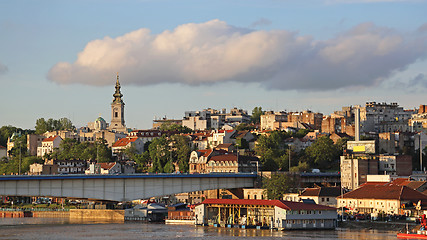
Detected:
[{"left": 0, "top": 0, "right": 426, "bottom": 130}]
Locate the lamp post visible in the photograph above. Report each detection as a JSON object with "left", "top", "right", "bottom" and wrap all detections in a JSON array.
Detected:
[
  {"left": 288, "top": 144, "right": 291, "bottom": 172},
  {"left": 421, "top": 132, "right": 424, "bottom": 172}
]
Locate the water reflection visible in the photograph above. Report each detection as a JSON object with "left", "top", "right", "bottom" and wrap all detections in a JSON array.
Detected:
[{"left": 0, "top": 219, "right": 398, "bottom": 239}]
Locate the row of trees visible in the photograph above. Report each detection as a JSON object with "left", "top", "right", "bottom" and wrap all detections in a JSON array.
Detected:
[
  {"left": 35, "top": 117, "right": 75, "bottom": 135},
  {"left": 255, "top": 130, "right": 348, "bottom": 172},
  {"left": 123, "top": 135, "right": 191, "bottom": 173},
  {"left": 47, "top": 138, "right": 112, "bottom": 163}
]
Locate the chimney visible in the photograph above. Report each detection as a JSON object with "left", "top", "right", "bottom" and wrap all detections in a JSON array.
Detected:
[{"left": 355, "top": 108, "right": 360, "bottom": 141}]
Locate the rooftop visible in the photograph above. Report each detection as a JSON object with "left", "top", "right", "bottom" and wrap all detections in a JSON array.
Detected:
[{"left": 201, "top": 199, "right": 336, "bottom": 211}]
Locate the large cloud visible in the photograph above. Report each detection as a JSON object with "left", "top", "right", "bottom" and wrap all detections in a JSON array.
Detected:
[{"left": 48, "top": 20, "right": 427, "bottom": 91}]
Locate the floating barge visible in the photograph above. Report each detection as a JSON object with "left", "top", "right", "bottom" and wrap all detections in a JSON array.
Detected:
[{"left": 194, "top": 199, "right": 337, "bottom": 230}]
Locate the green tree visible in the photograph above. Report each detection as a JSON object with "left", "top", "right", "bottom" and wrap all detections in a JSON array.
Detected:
[
  {"left": 35, "top": 117, "right": 75, "bottom": 134},
  {"left": 251, "top": 107, "right": 264, "bottom": 124},
  {"left": 0, "top": 126, "right": 18, "bottom": 147},
  {"left": 159, "top": 123, "right": 192, "bottom": 133},
  {"left": 171, "top": 135, "right": 191, "bottom": 172},
  {"left": 149, "top": 137, "right": 169, "bottom": 173},
  {"left": 263, "top": 174, "right": 297, "bottom": 200},
  {"left": 305, "top": 136, "right": 340, "bottom": 170},
  {"left": 335, "top": 137, "right": 350, "bottom": 155},
  {"left": 234, "top": 123, "right": 256, "bottom": 131},
  {"left": 255, "top": 131, "right": 285, "bottom": 170}
]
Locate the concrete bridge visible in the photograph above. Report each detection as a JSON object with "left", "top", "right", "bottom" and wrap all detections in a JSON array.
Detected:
[{"left": 0, "top": 173, "right": 256, "bottom": 202}]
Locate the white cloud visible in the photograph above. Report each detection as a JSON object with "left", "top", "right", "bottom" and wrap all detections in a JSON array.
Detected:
[
  {"left": 0, "top": 62, "right": 8, "bottom": 74},
  {"left": 48, "top": 20, "right": 427, "bottom": 91}
]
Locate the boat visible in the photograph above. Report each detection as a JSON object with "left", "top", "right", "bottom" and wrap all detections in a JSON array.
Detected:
[{"left": 397, "top": 215, "right": 427, "bottom": 239}]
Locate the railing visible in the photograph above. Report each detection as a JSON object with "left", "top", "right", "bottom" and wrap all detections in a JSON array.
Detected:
[{"left": 0, "top": 208, "right": 70, "bottom": 212}]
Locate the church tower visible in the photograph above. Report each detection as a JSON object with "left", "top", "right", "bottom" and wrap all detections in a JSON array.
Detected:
[{"left": 109, "top": 74, "right": 126, "bottom": 132}]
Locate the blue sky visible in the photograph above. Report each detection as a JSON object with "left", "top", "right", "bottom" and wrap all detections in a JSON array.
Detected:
[{"left": 0, "top": 0, "right": 426, "bottom": 130}]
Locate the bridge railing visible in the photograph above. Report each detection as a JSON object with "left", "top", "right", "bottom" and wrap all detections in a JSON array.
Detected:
[{"left": 0, "top": 208, "right": 70, "bottom": 212}]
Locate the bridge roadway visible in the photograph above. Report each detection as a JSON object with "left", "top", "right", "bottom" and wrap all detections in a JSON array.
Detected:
[{"left": 0, "top": 173, "right": 256, "bottom": 202}]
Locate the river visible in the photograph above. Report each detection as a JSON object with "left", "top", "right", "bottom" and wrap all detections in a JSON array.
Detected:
[{"left": 0, "top": 218, "right": 398, "bottom": 239}]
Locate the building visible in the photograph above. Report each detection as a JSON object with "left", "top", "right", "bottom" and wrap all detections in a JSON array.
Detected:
[
  {"left": 111, "top": 137, "right": 145, "bottom": 160},
  {"left": 109, "top": 74, "right": 127, "bottom": 133},
  {"left": 243, "top": 188, "right": 267, "bottom": 200},
  {"left": 27, "top": 134, "right": 45, "bottom": 156},
  {"left": 207, "top": 130, "right": 235, "bottom": 148},
  {"left": 186, "top": 131, "right": 210, "bottom": 150},
  {"left": 299, "top": 187, "right": 341, "bottom": 207},
  {"left": 337, "top": 184, "right": 427, "bottom": 216},
  {"left": 206, "top": 153, "right": 259, "bottom": 173},
  {"left": 355, "top": 102, "right": 415, "bottom": 134},
  {"left": 378, "top": 155, "right": 412, "bottom": 176},
  {"left": 37, "top": 136, "right": 63, "bottom": 158},
  {"left": 260, "top": 111, "right": 288, "bottom": 130},
  {"left": 182, "top": 108, "right": 250, "bottom": 131},
  {"left": 85, "top": 162, "right": 122, "bottom": 174},
  {"left": 88, "top": 116, "right": 108, "bottom": 132},
  {"left": 288, "top": 111, "right": 323, "bottom": 130},
  {"left": 56, "top": 159, "right": 87, "bottom": 174},
  {"left": 194, "top": 199, "right": 337, "bottom": 230}
]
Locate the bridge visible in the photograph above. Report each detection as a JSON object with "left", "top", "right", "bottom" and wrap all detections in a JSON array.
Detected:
[{"left": 0, "top": 173, "right": 257, "bottom": 202}]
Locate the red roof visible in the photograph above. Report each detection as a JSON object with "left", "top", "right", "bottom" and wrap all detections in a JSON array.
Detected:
[
  {"left": 112, "top": 137, "right": 138, "bottom": 147},
  {"left": 209, "top": 154, "right": 237, "bottom": 162},
  {"left": 338, "top": 185, "right": 427, "bottom": 201},
  {"left": 201, "top": 199, "right": 336, "bottom": 211},
  {"left": 0, "top": 145, "right": 6, "bottom": 149},
  {"left": 42, "top": 136, "right": 60, "bottom": 142},
  {"left": 391, "top": 178, "right": 411, "bottom": 186},
  {"left": 197, "top": 149, "right": 213, "bottom": 157},
  {"left": 99, "top": 162, "right": 116, "bottom": 170}
]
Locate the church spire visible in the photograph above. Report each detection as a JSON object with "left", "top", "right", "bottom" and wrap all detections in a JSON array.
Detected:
[{"left": 113, "top": 73, "right": 123, "bottom": 103}]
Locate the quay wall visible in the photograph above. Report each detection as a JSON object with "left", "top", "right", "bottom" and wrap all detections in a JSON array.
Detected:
[{"left": 69, "top": 209, "right": 125, "bottom": 221}]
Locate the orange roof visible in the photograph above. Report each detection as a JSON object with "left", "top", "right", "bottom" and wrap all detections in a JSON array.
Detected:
[
  {"left": 201, "top": 199, "right": 336, "bottom": 211},
  {"left": 99, "top": 162, "right": 116, "bottom": 170},
  {"left": 112, "top": 137, "right": 138, "bottom": 147},
  {"left": 390, "top": 178, "right": 411, "bottom": 186},
  {"left": 338, "top": 185, "right": 427, "bottom": 201},
  {"left": 42, "top": 136, "right": 60, "bottom": 142},
  {"left": 197, "top": 149, "right": 213, "bottom": 157}
]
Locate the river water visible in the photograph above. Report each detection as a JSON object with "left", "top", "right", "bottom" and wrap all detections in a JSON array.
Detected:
[{"left": 0, "top": 218, "right": 398, "bottom": 240}]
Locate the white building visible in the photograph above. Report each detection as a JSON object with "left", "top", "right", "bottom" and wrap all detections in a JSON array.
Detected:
[{"left": 37, "top": 136, "right": 63, "bottom": 158}]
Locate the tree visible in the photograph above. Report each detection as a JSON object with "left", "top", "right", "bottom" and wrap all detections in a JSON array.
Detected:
[
  {"left": 171, "top": 135, "right": 191, "bottom": 172},
  {"left": 263, "top": 174, "right": 296, "bottom": 200},
  {"left": 255, "top": 131, "right": 285, "bottom": 170},
  {"left": 234, "top": 123, "right": 256, "bottom": 131},
  {"left": 335, "top": 137, "right": 350, "bottom": 155},
  {"left": 35, "top": 117, "right": 75, "bottom": 134},
  {"left": 251, "top": 107, "right": 264, "bottom": 124},
  {"left": 159, "top": 123, "right": 192, "bottom": 133},
  {"left": 305, "top": 136, "right": 340, "bottom": 170},
  {"left": 149, "top": 137, "right": 169, "bottom": 173},
  {"left": 0, "top": 125, "right": 18, "bottom": 147}
]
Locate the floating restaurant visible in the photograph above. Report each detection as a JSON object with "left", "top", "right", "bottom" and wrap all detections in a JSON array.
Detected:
[{"left": 194, "top": 199, "right": 337, "bottom": 230}]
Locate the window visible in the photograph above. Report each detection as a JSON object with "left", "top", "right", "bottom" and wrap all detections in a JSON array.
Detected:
[{"left": 115, "top": 112, "right": 118, "bottom": 118}]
